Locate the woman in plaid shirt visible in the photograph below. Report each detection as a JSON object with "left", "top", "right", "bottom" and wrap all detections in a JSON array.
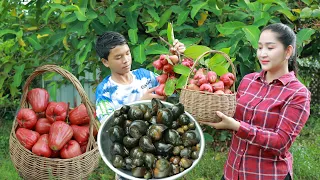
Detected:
[{"left": 199, "top": 23, "right": 311, "bottom": 180}]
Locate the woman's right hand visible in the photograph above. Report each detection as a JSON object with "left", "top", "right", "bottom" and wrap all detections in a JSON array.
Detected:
[
  {"left": 140, "top": 87, "right": 166, "bottom": 101},
  {"left": 198, "top": 111, "right": 240, "bottom": 131}
]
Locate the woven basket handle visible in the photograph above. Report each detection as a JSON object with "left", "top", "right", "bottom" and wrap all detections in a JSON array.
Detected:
[
  {"left": 184, "top": 50, "right": 237, "bottom": 91},
  {"left": 18, "top": 64, "right": 98, "bottom": 151}
]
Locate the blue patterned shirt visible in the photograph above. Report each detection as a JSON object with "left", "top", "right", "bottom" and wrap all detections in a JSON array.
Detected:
[{"left": 95, "top": 68, "right": 158, "bottom": 122}]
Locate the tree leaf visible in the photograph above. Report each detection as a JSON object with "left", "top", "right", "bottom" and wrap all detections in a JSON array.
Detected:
[
  {"left": 297, "top": 28, "right": 316, "bottom": 47},
  {"left": 67, "top": 21, "right": 86, "bottom": 35},
  {"left": 198, "top": 11, "right": 208, "bottom": 26},
  {"left": 242, "top": 25, "right": 260, "bottom": 49},
  {"left": 18, "top": 38, "right": 26, "bottom": 47},
  {"left": 173, "top": 64, "right": 191, "bottom": 76},
  {"left": 301, "top": 0, "right": 312, "bottom": 5},
  {"left": 204, "top": 132, "right": 214, "bottom": 143},
  {"left": 64, "top": 5, "right": 78, "bottom": 12},
  {"left": 147, "top": 7, "right": 160, "bottom": 22},
  {"left": 313, "top": 9, "right": 320, "bottom": 18},
  {"left": 207, "top": 0, "right": 222, "bottom": 16},
  {"left": 43, "top": 7, "right": 55, "bottom": 24},
  {"left": 26, "top": 35, "right": 42, "bottom": 50},
  {"left": 106, "top": 7, "right": 116, "bottom": 23},
  {"left": 177, "top": 10, "right": 189, "bottom": 26},
  {"left": 12, "top": 64, "right": 25, "bottom": 87},
  {"left": 76, "top": 42, "right": 92, "bottom": 65},
  {"left": 74, "top": 10, "right": 87, "bottom": 21},
  {"left": 63, "top": 36, "right": 70, "bottom": 50},
  {"left": 176, "top": 75, "right": 188, "bottom": 89},
  {"left": 158, "top": 9, "right": 172, "bottom": 28},
  {"left": 78, "top": 0, "right": 88, "bottom": 9},
  {"left": 191, "top": 2, "right": 207, "bottom": 19},
  {"left": 146, "top": 22, "right": 158, "bottom": 33},
  {"left": 87, "top": 9, "right": 98, "bottom": 20},
  {"left": 0, "top": 75, "right": 7, "bottom": 90},
  {"left": 277, "top": 9, "right": 297, "bottom": 21},
  {"left": 143, "top": 37, "right": 153, "bottom": 47},
  {"left": 216, "top": 21, "right": 246, "bottom": 35},
  {"left": 92, "top": 19, "right": 106, "bottom": 35},
  {"left": 89, "top": 0, "right": 96, "bottom": 9},
  {"left": 125, "top": 11, "right": 138, "bottom": 29},
  {"left": 77, "top": 38, "right": 90, "bottom": 49},
  {"left": 133, "top": 45, "right": 146, "bottom": 64},
  {"left": 62, "top": 13, "right": 77, "bottom": 24},
  {"left": 145, "top": 44, "right": 168, "bottom": 55},
  {"left": 167, "top": 23, "right": 174, "bottom": 45},
  {"left": 10, "top": 85, "right": 19, "bottom": 98},
  {"left": 180, "top": 37, "right": 202, "bottom": 47},
  {"left": 48, "top": 81, "right": 57, "bottom": 101},
  {"left": 128, "top": 28, "right": 138, "bottom": 45},
  {"left": 3, "top": 63, "right": 13, "bottom": 74},
  {"left": 0, "top": 29, "right": 17, "bottom": 37},
  {"left": 300, "top": 7, "right": 312, "bottom": 18},
  {"left": 128, "top": 2, "right": 142, "bottom": 12},
  {"left": 253, "top": 12, "right": 271, "bottom": 27},
  {"left": 184, "top": 45, "right": 212, "bottom": 60},
  {"left": 164, "top": 78, "right": 176, "bottom": 96},
  {"left": 211, "top": 65, "right": 228, "bottom": 76},
  {"left": 48, "top": 31, "right": 64, "bottom": 46}
]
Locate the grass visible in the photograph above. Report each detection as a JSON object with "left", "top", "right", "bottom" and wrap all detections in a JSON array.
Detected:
[{"left": 1, "top": 115, "right": 319, "bottom": 180}]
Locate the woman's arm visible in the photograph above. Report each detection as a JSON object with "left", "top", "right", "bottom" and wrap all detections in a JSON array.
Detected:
[
  {"left": 236, "top": 87, "right": 310, "bottom": 155},
  {"left": 200, "top": 87, "right": 311, "bottom": 156}
]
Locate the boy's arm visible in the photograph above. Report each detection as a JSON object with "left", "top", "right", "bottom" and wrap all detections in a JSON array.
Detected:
[
  {"left": 95, "top": 83, "right": 115, "bottom": 123},
  {"left": 96, "top": 99, "right": 115, "bottom": 123}
]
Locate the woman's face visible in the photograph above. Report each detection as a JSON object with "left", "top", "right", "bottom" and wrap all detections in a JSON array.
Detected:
[
  {"left": 257, "top": 30, "right": 289, "bottom": 74},
  {"left": 103, "top": 44, "right": 132, "bottom": 75}
]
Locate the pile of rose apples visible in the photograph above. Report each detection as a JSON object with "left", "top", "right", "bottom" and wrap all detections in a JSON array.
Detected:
[{"left": 15, "top": 88, "right": 97, "bottom": 159}]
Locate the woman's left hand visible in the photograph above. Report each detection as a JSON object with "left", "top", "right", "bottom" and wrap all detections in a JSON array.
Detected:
[{"left": 198, "top": 111, "right": 240, "bottom": 131}]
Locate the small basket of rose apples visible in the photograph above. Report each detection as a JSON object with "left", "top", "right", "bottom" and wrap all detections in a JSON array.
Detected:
[{"left": 179, "top": 50, "right": 237, "bottom": 123}]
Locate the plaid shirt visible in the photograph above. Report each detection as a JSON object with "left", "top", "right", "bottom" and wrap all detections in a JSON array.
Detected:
[{"left": 224, "top": 71, "right": 311, "bottom": 180}]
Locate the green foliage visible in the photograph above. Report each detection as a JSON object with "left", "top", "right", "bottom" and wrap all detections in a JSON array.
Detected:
[
  {"left": 0, "top": 0, "right": 318, "bottom": 104},
  {"left": 290, "top": 116, "right": 320, "bottom": 180}
]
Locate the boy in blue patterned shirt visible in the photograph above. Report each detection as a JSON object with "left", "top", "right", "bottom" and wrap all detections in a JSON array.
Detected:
[{"left": 95, "top": 31, "right": 185, "bottom": 180}]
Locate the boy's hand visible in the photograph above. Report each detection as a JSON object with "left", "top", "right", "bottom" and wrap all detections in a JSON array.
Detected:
[
  {"left": 170, "top": 39, "right": 186, "bottom": 54},
  {"left": 140, "top": 87, "right": 166, "bottom": 101}
]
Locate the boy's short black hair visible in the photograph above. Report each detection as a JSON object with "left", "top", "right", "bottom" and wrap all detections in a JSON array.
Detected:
[{"left": 95, "top": 31, "right": 127, "bottom": 60}]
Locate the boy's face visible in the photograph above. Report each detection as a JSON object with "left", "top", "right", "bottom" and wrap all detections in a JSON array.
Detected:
[{"left": 102, "top": 44, "right": 132, "bottom": 75}]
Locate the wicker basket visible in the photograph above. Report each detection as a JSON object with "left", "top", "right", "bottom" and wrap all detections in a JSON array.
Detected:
[
  {"left": 179, "top": 50, "right": 237, "bottom": 122},
  {"left": 9, "top": 65, "right": 100, "bottom": 180}
]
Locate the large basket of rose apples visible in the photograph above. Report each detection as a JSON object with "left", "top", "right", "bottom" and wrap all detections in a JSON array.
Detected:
[
  {"left": 179, "top": 50, "right": 237, "bottom": 123},
  {"left": 9, "top": 65, "right": 100, "bottom": 180}
]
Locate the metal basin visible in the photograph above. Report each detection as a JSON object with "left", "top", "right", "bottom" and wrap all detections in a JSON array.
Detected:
[{"left": 97, "top": 100, "right": 205, "bottom": 180}]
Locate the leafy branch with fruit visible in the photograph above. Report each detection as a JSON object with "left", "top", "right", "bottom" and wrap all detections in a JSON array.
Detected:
[{"left": 153, "top": 23, "right": 236, "bottom": 97}]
